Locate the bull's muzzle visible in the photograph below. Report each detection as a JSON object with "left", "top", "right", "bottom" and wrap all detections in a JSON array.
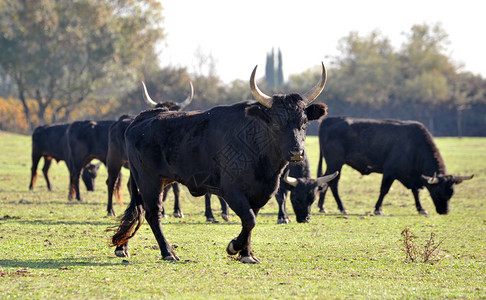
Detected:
[{"left": 289, "top": 150, "right": 304, "bottom": 162}]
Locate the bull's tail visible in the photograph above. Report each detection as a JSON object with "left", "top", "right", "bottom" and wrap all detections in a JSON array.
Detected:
[
  {"left": 111, "top": 172, "right": 144, "bottom": 247},
  {"left": 317, "top": 147, "right": 324, "bottom": 177}
]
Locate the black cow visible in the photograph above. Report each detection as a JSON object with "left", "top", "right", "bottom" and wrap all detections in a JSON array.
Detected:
[
  {"left": 29, "top": 124, "right": 100, "bottom": 192},
  {"left": 275, "top": 153, "right": 338, "bottom": 224},
  {"left": 66, "top": 120, "right": 115, "bottom": 201},
  {"left": 111, "top": 63, "right": 329, "bottom": 263},
  {"left": 105, "top": 81, "right": 193, "bottom": 216},
  {"left": 317, "top": 116, "right": 474, "bottom": 215}
]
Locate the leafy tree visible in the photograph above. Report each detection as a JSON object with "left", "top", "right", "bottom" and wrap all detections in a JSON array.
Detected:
[
  {"left": 450, "top": 72, "right": 485, "bottom": 137},
  {"left": 331, "top": 30, "right": 399, "bottom": 108},
  {"left": 399, "top": 23, "right": 455, "bottom": 133},
  {"left": 0, "top": 0, "right": 164, "bottom": 131}
]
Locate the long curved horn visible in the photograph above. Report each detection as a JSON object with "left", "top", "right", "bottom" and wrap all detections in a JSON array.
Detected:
[
  {"left": 178, "top": 81, "right": 194, "bottom": 110},
  {"left": 250, "top": 65, "right": 273, "bottom": 108},
  {"left": 141, "top": 81, "right": 157, "bottom": 107},
  {"left": 316, "top": 171, "right": 339, "bottom": 187},
  {"left": 454, "top": 174, "right": 474, "bottom": 183},
  {"left": 422, "top": 172, "right": 439, "bottom": 185},
  {"left": 283, "top": 170, "right": 298, "bottom": 187},
  {"left": 302, "top": 62, "right": 328, "bottom": 106}
]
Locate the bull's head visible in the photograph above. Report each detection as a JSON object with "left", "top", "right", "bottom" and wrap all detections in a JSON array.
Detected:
[
  {"left": 422, "top": 173, "right": 474, "bottom": 214},
  {"left": 284, "top": 170, "right": 339, "bottom": 222},
  {"left": 81, "top": 162, "right": 101, "bottom": 191},
  {"left": 142, "top": 81, "right": 194, "bottom": 111},
  {"left": 246, "top": 62, "right": 328, "bottom": 162}
]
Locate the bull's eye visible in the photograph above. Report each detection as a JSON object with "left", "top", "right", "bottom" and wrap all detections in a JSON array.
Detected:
[{"left": 272, "top": 122, "right": 280, "bottom": 129}]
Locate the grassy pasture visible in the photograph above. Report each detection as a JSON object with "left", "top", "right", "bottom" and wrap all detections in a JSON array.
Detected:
[{"left": 0, "top": 131, "right": 485, "bottom": 299}]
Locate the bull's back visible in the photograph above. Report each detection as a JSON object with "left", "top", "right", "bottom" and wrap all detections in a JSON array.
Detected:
[
  {"left": 32, "top": 124, "right": 69, "bottom": 160},
  {"left": 319, "top": 116, "right": 432, "bottom": 175}
]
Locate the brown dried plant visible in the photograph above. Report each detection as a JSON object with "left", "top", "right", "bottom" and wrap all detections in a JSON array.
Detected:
[{"left": 401, "top": 227, "right": 445, "bottom": 264}]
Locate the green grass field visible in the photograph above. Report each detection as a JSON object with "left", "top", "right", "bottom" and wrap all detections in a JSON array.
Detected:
[{"left": 0, "top": 131, "right": 485, "bottom": 299}]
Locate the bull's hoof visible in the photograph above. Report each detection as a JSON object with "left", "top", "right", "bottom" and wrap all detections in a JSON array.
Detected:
[
  {"left": 226, "top": 240, "right": 238, "bottom": 255},
  {"left": 418, "top": 209, "right": 429, "bottom": 215},
  {"left": 107, "top": 211, "right": 116, "bottom": 217},
  {"left": 319, "top": 207, "right": 328, "bottom": 213},
  {"left": 173, "top": 211, "right": 184, "bottom": 218},
  {"left": 374, "top": 209, "right": 385, "bottom": 216},
  {"left": 206, "top": 217, "right": 216, "bottom": 223},
  {"left": 341, "top": 209, "right": 349, "bottom": 215},
  {"left": 163, "top": 254, "right": 180, "bottom": 261},
  {"left": 240, "top": 256, "right": 261, "bottom": 264},
  {"left": 115, "top": 248, "right": 130, "bottom": 258},
  {"left": 221, "top": 213, "right": 229, "bottom": 222},
  {"left": 277, "top": 218, "right": 290, "bottom": 224}
]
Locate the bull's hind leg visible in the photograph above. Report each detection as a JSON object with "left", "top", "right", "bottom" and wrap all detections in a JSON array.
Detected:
[
  {"left": 171, "top": 183, "right": 183, "bottom": 218},
  {"left": 29, "top": 152, "right": 42, "bottom": 190},
  {"left": 205, "top": 195, "right": 230, "bottom": 222},
  {"left": 115, "top": 243, "right": 130, "bottom": 258},
  {"left": 106, "top": 161, "right": 123, "bottom": 216},
  {"left": 219, "top": 197, "right": 230, "bottom": 222},
  {"left": 204, "top": 194, "right": 217, "bottom": 222},
  {"left": 143, "top": 180, "right": 180, "bottom": 261},
  {"left": 42, "top": 158, "right": 53, "bottom": 191}
]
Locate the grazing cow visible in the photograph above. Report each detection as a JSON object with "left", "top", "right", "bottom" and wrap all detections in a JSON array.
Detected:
[
  {"left": 111, "top": 63, "right": 329, "bottom": 263},
  {"left": 29, "top": 124, "right": 99, "bottom": 191},
  {"left": 80, "top": 162, "right": 102, "bottom": 191},
  {"left": 317, "top": 116, "right": 474, "bottom": 215},
  {"left": 275, "top": 153, "right": 338, "bottom": 224},
  {"left": 66, "top": 120, "right": 115, "bottom": 201},
  {"left": 105, "top": 81, "right": 193, "bottom": 216}
]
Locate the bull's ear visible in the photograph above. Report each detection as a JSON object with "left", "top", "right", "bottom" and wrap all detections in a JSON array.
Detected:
[
  {"left": 245, "top": 105, "right": 271, "bottom": 123},
  {"left": 306, "top": 103, "right": 327, "bottom": 121}
]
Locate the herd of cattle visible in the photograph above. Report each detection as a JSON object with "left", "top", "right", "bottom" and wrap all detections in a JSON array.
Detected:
[{"left": 28, "top": 63, "right": 473, "bottom": 263}]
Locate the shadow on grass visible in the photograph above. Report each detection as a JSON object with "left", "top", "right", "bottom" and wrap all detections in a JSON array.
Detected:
[
  {"left": 3, "top": 218, "right": 114, "bottom": 227},
  {"left": 0, "top": 257, "right": 119, "bottom": 269},
  {"left": 0, "top": 256, "right": 201, "bottom": 270}
]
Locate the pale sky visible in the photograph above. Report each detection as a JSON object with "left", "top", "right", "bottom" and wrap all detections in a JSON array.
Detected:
[{"left": 158, "top": 0, "right": 486, "bottom": 83}]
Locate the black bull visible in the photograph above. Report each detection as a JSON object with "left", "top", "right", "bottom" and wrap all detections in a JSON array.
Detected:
[
  {"left": 29, "top": 123, "right": 100, "bottom": 192},
  {"left": 66, "top": 120, "right": 116, "bottom": 201},
  {"left": 317, "top": 116, "right": 474, "bottom": 215},
  {"left": 106, "top": 81, "right": 228, "bottom": 219},
  {"left": 111, "top": 63, "right": 329, "bottom": 263}
]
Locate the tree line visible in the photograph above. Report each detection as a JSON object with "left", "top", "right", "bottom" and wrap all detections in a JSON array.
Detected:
[{"left": 1, "top": 1, "right": 485, "bottom": 136}]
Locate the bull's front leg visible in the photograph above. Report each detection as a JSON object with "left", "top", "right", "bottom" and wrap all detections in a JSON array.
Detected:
[
  {"left": 412, "top": 188, "right": 428, "bottom": 215},
  {"left": 225, "top": 194, "right": 260, "bottom": 263},
  {"left": 275, "top": 189, "right": 290, "bottom": 224}
]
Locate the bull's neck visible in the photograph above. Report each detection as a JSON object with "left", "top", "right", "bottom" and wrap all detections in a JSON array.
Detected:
[{"left": 422, "top": 142, "right": 447, "bottom": 176}]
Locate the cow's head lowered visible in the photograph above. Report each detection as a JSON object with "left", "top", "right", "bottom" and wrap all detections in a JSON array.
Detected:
[
  {"left": 284, "top": 170, "right": 339, "bottom": 222},
  {"left": 81, "top": 162, "right": 101, "bottom": 191},
  {"left": 246, "top": 62, "right": 328, "bottom": 162},
  {"left": 422, "top": 173, "right": 474, "bottom": 214}
]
